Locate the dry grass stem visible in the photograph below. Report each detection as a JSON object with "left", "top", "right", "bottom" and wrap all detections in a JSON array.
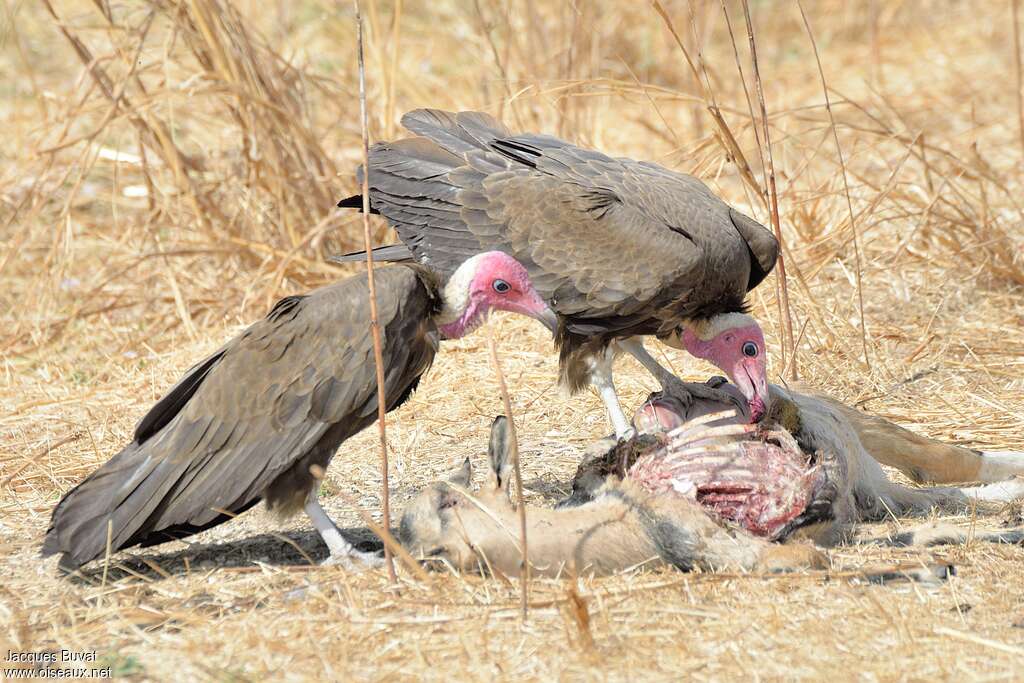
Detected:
[
  {"left": 354, "top": 0, "right": 396, "bottom": 585},
  {"left": 1014, "top": 0, "right": 1024, "bottom": 159},
  {"left": 796, "top": 0, "right": 871, "bottom": 370},
  {"left": 740, "top": 0, "right": 796, "bottom": 378},
  {"left": 486, "top": 331, "right": 530, "bottom": 620}
]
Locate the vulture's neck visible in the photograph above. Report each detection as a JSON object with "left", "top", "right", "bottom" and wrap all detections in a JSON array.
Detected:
[{"left": 434, "top": 254, "right": 488, "bottom": 338}]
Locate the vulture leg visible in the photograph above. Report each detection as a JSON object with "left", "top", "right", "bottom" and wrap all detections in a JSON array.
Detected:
[
  {"left": 619, "top": 338, "right": 746, "bottom": 416},
  {"left": 304, "top": 495, "right": 383, "bottom": 568},
  {"left": 618, "top": 337, "right": 680, "bottom": 388},
  {"left": 590, "top": 347, "right": 634, "bottom": 439}
]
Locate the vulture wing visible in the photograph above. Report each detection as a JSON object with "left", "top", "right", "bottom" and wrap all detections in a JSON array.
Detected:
[
  {"left": 345, "top": 109, "right": 778, "bottom": 328},
  {"left": 43, "top": 266, "right": 439, "bottom": 569},
  {"left": 728, "top": 207, "right": 779, "bottom": 290}
]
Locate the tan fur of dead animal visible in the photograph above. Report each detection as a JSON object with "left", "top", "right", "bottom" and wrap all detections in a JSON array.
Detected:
[
  {"left": 399, "top": 416, "right": 825, "bottom": 577},
  {"left": 399, "top": 381, "right": 1024, "bottom": 578}
]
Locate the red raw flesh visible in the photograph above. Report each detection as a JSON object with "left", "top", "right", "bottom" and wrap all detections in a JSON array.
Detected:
[{"left": 628, "top": 437, "right": 822, "bottom": 540}]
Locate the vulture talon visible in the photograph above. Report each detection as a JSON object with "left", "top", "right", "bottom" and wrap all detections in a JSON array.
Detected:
[
  {"left": 617, "top": 426, "right": 638, "bottom": 442},
  {"left": 321, "top": 549, "right": 384, "bottom": 570},
  {"left": 676, "top": 382, "right": 747, "bottom": 419}
]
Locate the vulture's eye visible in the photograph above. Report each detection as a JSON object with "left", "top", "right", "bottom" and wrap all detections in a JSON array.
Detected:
[
  {"left": 492, "top": 279, "right": 511, "bottom": 294},
  {"left": 742, "top": 342, "right": 759, "bottom": 358}
]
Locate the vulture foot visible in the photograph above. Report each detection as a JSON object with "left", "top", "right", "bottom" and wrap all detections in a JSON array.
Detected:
[
  {"left": 305, "top": 497, "right": 384, "bottom": 570},
  {"left": 659, "top": 376, "right": 747, "bottom": 419},
  {"left": 321, "top": 548, "right": 385, "bottom": 570}
]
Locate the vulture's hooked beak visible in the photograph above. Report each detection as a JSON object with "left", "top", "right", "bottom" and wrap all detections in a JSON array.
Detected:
[
  {"left": 498, "top": 287, "right": 557, "bottom": 334},
  {"left": 536, "top": 307, "right": 559, "bottom": 334},
  {"left": 733, "top": 359, "right": 769, "bottom": 423},
  {"left": 514, "top": 285, "right": 558, "bottom": 334}
]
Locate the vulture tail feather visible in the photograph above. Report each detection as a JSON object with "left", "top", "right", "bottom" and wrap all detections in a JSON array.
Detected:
[
  {"left": 400, "top": 108, "right": 510, "bottom": 154},
  {"left": 336, "top": 194, "right": 380, "bottom": 213},
  {"left": 136, "top": 499, "right": 262, "bottom": 548},
  {"left": 329, "top": 244, "right": 414, "bottom": 264},
  {"left": 42, "top": 442, "right": 194, "bottom": 570},
  {"left": 134, "top": 350, "right": 224, "bottom": 444}
]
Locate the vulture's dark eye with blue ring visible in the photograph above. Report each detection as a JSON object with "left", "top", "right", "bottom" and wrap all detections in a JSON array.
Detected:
[
  {"left": 742, "top": 342, "right": 759, "bottom": 358},
  {"left": 492, "top": 279, "right": 511, "bottom": 294}
]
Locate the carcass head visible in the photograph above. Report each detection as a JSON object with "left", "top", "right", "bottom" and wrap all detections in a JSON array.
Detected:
[{"left": 399, "top": 416, "right": 522, "bottom": 574}]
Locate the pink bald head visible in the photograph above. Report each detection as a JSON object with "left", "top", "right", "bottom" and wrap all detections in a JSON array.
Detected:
[
  {"left": 437, "top": 251, "right": 556, "bottom": 339},
  {"left": 680, "top": 314, "right": 769, "bottom": 423}
]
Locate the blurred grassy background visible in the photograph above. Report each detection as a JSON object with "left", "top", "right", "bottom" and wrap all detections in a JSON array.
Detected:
[{"left": 4, "top": 0, "right": 1022, "bottom": 378}]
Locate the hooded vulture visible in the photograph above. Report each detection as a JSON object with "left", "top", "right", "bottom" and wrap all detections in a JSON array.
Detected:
[
  {"left": 334, "top": 109, "right": 779, "bottom": 437},
  {"left": 43, "top": 253, "right": 555, "bottom": 572}
]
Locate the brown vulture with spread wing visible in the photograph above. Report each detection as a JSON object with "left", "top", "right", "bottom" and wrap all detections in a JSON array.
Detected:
[
  {"left": 335, "top": 109, "right": 780, "bottom": 437},
  {"left": 43, "top": 255, "right": 554, "bottom": 571}
]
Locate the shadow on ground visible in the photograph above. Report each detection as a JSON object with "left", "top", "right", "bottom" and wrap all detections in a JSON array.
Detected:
[
  {"left": 57, "top": 477, "right": 573, "bottom": 585},
  {"left": 67, "top": 525, "right": 385, "bottom": 584}
]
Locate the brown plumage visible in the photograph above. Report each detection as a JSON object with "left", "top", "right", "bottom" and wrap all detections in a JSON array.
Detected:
[
  {"left": 43, "top": 266, "right": 440, "bottom": 571},
  {"left": 335, "top": 109, "right": 779, "bottom": 435},
  {"left": 44, "top": 250, "right": 554, "bottom": 572}
]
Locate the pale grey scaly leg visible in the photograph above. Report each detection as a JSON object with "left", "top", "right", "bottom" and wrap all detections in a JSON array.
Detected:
[
  {"left": 304, "top": 494, "right": 383, "bottom": 568},
  {"left": 618, "top": 337, "right": 746, "bottom": 415},
  {"left": 589, "top": 346, "right": 634, "bottom": 439},
  {"left": 617, "top": 336, "right": 680, "bottom": 388}
]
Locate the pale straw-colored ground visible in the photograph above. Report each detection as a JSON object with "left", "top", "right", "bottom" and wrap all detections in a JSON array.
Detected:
[{"left": 3, "top": 1, "right": 1024, "bottom": 680}]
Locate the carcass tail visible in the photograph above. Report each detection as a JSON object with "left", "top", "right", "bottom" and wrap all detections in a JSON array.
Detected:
[{"left": 329, "top": 244, "right": 414, "bottom": 264}]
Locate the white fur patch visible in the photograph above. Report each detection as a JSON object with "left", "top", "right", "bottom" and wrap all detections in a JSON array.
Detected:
[
  {"left": 690, "top": 312, "right": 757, "bottom": 341},
  {"left": 436, "top": 253, "right": 488, "bottom": 325},
  {"left": 978, "top": 451, "right": 1024, "bottom": 482}
]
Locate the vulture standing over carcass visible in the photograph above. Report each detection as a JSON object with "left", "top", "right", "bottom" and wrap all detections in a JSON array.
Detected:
[
  {"left": 43, "top": 253, "right": 555, "bottom": 571},
  {"left": 335, "top": 109, "right": 779, "bottom": 436},
  {"left": 566, "top": 379, "right": 1024, "bottom": 542}
]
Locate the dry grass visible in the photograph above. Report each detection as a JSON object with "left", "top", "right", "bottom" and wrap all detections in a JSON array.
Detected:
[{"left": 3, "top": 0, "right": 1024, "bottom": 679}]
